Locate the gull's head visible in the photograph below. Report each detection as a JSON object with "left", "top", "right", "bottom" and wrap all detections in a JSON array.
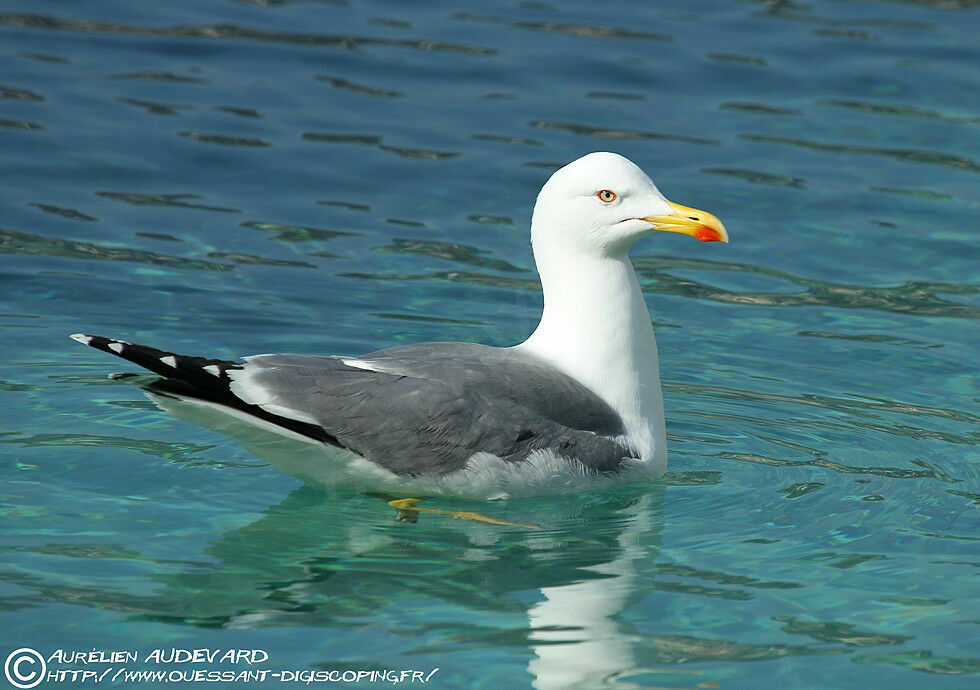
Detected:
[{"left": 531, "top": 152, "right": 728, "bottom": 258}]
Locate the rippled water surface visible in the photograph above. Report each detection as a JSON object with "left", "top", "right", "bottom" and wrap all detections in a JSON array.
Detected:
[{"left": 2, "top": 0, "right": 978, "bottom": 687}]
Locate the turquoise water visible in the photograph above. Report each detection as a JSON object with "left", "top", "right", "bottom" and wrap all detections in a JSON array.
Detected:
[{"left": 1, "top": 0, "right": 978, "bottom": 687}]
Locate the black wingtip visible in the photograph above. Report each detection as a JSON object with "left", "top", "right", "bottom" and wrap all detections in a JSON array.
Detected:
[
  {"left": 70, "top": 332, "right": 336, "bottom": 445},
  {"left": 69, "top": 333, "right": 137, "bottom": 358},
  {"left": 70, "top": 333, "right": 124, "bottom": 349}
]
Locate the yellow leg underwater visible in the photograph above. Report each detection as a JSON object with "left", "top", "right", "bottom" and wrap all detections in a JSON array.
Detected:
[{"left": 386, "top": 497, "right": 540, "bottom": 529}]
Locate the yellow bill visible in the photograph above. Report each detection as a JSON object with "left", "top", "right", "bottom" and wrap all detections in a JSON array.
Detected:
[{"left": 643, "top": 200, "right": 729, "bottom": 243}]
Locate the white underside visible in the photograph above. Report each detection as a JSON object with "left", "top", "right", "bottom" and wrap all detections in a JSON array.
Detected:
[{"left": 148, "top": 393, "right": 663, "bottom": 499}]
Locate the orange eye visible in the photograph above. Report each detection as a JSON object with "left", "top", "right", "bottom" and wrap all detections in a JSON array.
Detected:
[{"left": 597, "top": 189, "right": 617, "bottom": 203}]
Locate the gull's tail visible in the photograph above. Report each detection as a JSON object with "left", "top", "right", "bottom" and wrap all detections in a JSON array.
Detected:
[
  {"left": 68, "top": 333, "right": 335, "bottom": 443},
  {"left": 69, "top": 333, "right": 241, "bottom": 394}
]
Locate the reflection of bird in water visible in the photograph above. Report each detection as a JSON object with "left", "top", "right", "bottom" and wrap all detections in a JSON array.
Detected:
[
  {"left": 69, "top": 152, "right": 727, "bottom": 498},
  {"left": 528, "top": 492, "right": 659, "bottom": 690},
  {"left": 106, "top": 483, "right": 664, "bottom": 688}
]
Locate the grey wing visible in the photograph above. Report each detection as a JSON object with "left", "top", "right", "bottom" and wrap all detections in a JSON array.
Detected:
[
  {"left": 345, "top": 342, "right": 625, "bottom": 436},
  {"left": 234, "top": 354, "right": 635, "bottom": 476}
]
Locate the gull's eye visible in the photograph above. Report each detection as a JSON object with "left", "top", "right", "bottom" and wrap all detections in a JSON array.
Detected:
[{"left": 597, "top": 189, "right": 617, "bottom": 203}]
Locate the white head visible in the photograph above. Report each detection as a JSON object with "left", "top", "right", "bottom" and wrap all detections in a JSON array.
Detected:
[
  {"left": 530, "top": 152, "right": 728, "bottom": 259},
  {"left": 521, "top": 153, "right": 726, "bottom": 467}
]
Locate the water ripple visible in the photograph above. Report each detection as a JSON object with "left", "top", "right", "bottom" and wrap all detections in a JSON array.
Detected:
[
  {"left": 746, "top": 0, "right": 948, "bottom": 24},
  {"left": 135, "top": 232, "right": 182, "bottom": 242},
  {"left": 212, "top": 105, "right": 261, "bottom": 119},
  {"left": 339, "top": 269, "right": 539, "bottom": 291},
  {"left": 0, "top": 380, "right": 31, "bottom": 392},
  {"left": 823, "top": 99, "right": 979, "bottom": 125},
  {"left": 0, "top": 228, "right": 233, "bottom": 271},
  {"left": 797, "top": 330, "right": 942, "bottom": 349},
  {"left": 852, "top": 651, "right": 980, "bottom": 675},
  {"left": 178, "top": 131, "right": 271, "bottom": 147},
  {"left": 0, "top": 13, "right": 496, "bottom": 56},
  {"left": 117, "top": 98, "right": 191, "bottom": 116},
  {"left": 640, "top": 634, "right": 844, "bottom": 664},
  {"left": 302, "top": 133, "right": 380, "bottom": 145},
  {"left": 719, "top": 452, "right": 961, "bottom": 483},
  {"left": 531, "top": 120, "right": 719, "bottom": 145},
  {"left": 375, "top": 239, "right": 528, "bottom": 273},
  {"left": 379, "top": 144, "right": 459, "bottom": 160},
  {"left": 708, "top": 52, "right": 767, "bottom": 66},
  {"left": 946, "top": 489, "right": 980, "bottom": 506},
  {"left": 586, "top": 91, "right": 645, "bottom": 101},
  {"left": 28, "top": 203, "right": 97, "bottom": 222},
  {"left": 241, "top": 221, "right": 355, "bottom": 243},
  {"left": 206, "top": 252, "right": 316, "bottom": 268},
  {"left": 701, "top": 167, "right": 805, "bottom": 187},
  {"left": 0, "top": 84, "right": 42, "bottom": 101},
  {"left": 371, "top": 313, "right": 486, "bottom": 326},
  {"left": 471, "top": 133, "right": 544, "bottom": 147},
  {"left": 96, "top": 192, "right": 239, "bottom": 213},
  {"left": 660, "top": 471, "right": 723, "bottom": 486},
  {"left": 660, "top": 562, "right": 800, "bottom": 590},
  {"left": 720, "top": 102, "right": 801, "bottom": 115},
  {"left": 302, "top": 132, "right": 459, "bottom": 159},
  {"left": 741, "top": 134, "right": 980, "bottom": 173},
  {"left": 344, "top": 257, "right": 979, "bottom": 319},
  {"left": 109, "top": 71, "right": 208, "bottom": 84},
  {"left": 780, "top": 482, "right": 826, "bottom": 499},
  {"left": 17, "top": 51, "right": 68, "bottom": 63},
  {"left": 316, "top": 200, "right": 370, "bottom": 212},
  {"left": 773, "top": 616, "right": 911, "bottom": 646},
  {"left": 452, "top": 12, "right": 673, "bottom": 41},
  {"left": 0, "top": 432, "right": 214, "bottom": 463},
  {"left": 870, "top": 186, "right": 952, "bottom": 200},
  {"left": 315, "top": 75, "right": 403, "bottom": 98},
  {"left": 669, "top": 380, "right": 978, "bottom": 426},
  {"left": 467, "top": 214, "right": 514, "bottom": 226},
  {"left": 812, "top": 28, "right": 876, "bottom": 40},
  {"left": 0, "top": 117, "right": 42, "bottom": 130},
  {"left": 632, "top": 256, "right": 980, "bottom": 319}
]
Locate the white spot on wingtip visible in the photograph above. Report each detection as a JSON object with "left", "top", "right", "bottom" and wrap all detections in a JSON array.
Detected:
[
  {"left": 160, "top": 355, "right": 178, "bottom": 368},
  {"left": 69, "top": 333, "right": 92, "bottom": 345},
  {"left": 108, "top": 342, "right": 124, "bottom": 353},
  {"left": 203, "top": 364, "right": 221, "bottom": 377}
]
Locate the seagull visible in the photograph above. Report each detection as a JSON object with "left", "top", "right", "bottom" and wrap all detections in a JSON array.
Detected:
[{"left": 70, "top": 152, "right": 727, "bottom": 498}]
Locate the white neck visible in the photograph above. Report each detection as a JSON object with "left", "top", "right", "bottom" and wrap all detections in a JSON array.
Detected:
[{"left": 516, "top": 247, "right": 666, "bottom": 468}]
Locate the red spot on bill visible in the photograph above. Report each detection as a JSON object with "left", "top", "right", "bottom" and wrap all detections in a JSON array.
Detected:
[{"left": 693, "top": 227, "right": 724, "bottom": 242}]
